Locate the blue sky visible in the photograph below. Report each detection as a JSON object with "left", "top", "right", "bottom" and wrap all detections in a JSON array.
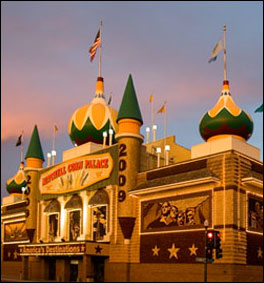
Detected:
[{"left": 1, "top": 1, "right": 263, "bottom": 201}]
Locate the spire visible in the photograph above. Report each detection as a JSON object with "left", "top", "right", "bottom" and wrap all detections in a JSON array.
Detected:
[
  {"left": 95, "top": 76, "right": 105, "bottom": 98},
  {"left": 117, "top": 74, "right": 143, "bottom": 125},
  {"left": 25, "top": 125, "right": 45, "bottom": 161}
]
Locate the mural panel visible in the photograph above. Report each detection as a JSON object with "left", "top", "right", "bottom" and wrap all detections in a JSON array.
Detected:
[
  {"left": 141, "top": 191, "right": 212, "bottom": 233},
  {"left": 248, "top": 194, "right": 263, "bottom": 233},
  {"left": 3, "top": 244, "right": 22, "bottom": 261},
  {"left": 4, "top": 221, "right": 28, "bottom": 242}
]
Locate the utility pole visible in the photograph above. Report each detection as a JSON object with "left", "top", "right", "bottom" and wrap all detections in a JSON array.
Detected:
[{"left": 204, "top": 219, "right": 209, "bottom": 283}]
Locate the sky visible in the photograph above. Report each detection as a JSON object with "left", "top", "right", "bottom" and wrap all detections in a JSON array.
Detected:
[{"left": 1, "top": 1, "right": 263, "bottom": 201}]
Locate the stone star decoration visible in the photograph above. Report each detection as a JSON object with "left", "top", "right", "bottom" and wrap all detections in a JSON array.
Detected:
[
  {"left": 152, "top": 245, "right": 160, "bottom": 256},
  {"left": 189, "top": 244, "right": 198, "bottom": 256},
  {"left": 257, "top": 247, "right": 263, "bottom": 258},
  {"left": 95, "top": 245, "right": 102, "bottom": 254},
  {"left": 168, "top": 243, "right": 180, "bottom": 259}
]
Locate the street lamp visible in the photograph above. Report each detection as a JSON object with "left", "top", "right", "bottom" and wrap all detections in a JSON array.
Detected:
[{"left": 21, "top": 186, "right": 26, "bottom": 200}]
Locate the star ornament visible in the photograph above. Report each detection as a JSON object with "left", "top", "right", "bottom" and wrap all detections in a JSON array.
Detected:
[
  {"left": 95, "top": 245, "right": 102, "bottom": 254},
  {"left": 168, "top": 243, "right": 180, "bottom": 259},
  {"left": 152, "top": 245, "right": 160, "bottom": 256},
  {"left": 189, "top": 244, "right": 198, "bottom": 256},
  {"left": 257, "top": 247, "right": 263, "bottom": 258}
]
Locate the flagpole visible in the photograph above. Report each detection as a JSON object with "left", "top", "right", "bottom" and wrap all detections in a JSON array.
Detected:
[
  {"left": 164, "top": 101, "right": 167, "bottom": 153},
  {"left": 98, "top": 20, "right": 102, "bottom": 77},
  {"left": 151, "top": 95, "right": 154, "bottom": 138},
  {"left": 21, "top": 131, "right": 24, "bottom": 162},
  {"left": 223, "top": 24, "right": 227, "bottom": 81}
]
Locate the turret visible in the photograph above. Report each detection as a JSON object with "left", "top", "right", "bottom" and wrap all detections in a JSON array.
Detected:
[
  {"left": 115, "top": 74, "right": 143, "bottom": 242},
  {"left": 24, "top": 125, "right": 45, "bottom": 242}
]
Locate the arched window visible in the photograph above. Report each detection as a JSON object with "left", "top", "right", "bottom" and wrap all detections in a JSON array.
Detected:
[
  {"left": 44, "top": 199, "right": 60, "bottom": 242},
  {"left": 65, "top": 194, "right": 83, "bottom": 242},
  {"left": 89, "top": 190, "right": 109, "bottom": 242}
]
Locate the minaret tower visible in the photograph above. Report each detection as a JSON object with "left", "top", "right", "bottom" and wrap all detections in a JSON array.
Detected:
[
  {"left": 115, "top": 74, "right": 143, "bottom": 242},
  {"left": 24, "top": 125, "right": 45, "bottom": 242}
]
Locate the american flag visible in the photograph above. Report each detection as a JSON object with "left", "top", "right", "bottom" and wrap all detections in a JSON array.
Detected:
[{"left": 89, "top": 29, "right": 101, "bottom": 62}]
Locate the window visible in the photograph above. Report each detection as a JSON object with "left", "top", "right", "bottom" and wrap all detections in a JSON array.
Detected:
[
  {"left": 69, "top": 210, "right": 81, "bottom": 241},
  {"left": 48, "top": 214, "right": 59, "bottom": 242},
  {"left": 92, "top": 205, "right": 107, "bottom": 241}
]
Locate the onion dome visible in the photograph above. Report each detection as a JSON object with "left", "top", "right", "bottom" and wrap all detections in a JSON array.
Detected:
[
  {"left": 68, "top": 77, "right": 118, "bottom": 146},
  {"left": 6, "top": 162, "right": 27, "bottom": 194},
  {"left": 199, "top": 80, "right": 253, "bottom": 142}
]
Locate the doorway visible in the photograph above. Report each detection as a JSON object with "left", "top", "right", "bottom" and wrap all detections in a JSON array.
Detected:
[
  {"left": 48, "top": 258, "right": 56, "bottom": 280},
  {"left": 92, "top": 256, "right": 105, "bottom": 282},
  {"left": 70, "top": 261, "right": 78, "bottom": 282}
]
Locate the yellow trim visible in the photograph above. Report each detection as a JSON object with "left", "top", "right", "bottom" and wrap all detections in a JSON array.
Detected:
[
  {"left": 207, "top": 134, "right": 245, "bottom": 142},
  {"left": 118, "top": 118, "right": 141, "bottom": 135},
  {"left": 96, "top": 80, "right": 104, "bottom": 95},
  {"left": 26, "top": 158, "right": 43, "bottom": 168}
]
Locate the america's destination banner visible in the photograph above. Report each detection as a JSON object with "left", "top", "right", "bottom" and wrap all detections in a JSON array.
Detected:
[{"left": 39, "top": 152, "right": 113, "bottom": 194}]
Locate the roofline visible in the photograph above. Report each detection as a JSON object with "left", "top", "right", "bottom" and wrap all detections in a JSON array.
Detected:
[{"left": 129, "top": 176, "right": 220, "bottom": 196}]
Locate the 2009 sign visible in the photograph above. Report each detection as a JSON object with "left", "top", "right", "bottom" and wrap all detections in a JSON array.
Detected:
[{"left": 118, "top": 144, "right": 127, "bottom": 201}]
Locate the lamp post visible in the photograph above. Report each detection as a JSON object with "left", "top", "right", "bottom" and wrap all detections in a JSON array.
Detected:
[
  {"left": 146, "top": 127, "right": 150, "bottom": 144},
  {"left": 21, "top": 186, "right": 26, "bottom": 200},
  {"left": 51, "top": 150, "right": 56, "bottom": 166},
  {"left": 165, "top": 145, "right": 170, "bottom": 165},
  {"left": 204, "top": 219, "right": 209, "bottom": 283},
  {"left": 47, "top": 152, "right": 51, "bottom": 167},
  {"left": 103, "top": 131, "right": 107, "bottom": 148},
  {"left": 156, "top": 147, "right": 161, "bottom": 168},
  {"left": 152, "top": 125, "right": 157, "bottom": 142},
  {"left": 109, "top": 128, "right": 114, "bottom": 146}
]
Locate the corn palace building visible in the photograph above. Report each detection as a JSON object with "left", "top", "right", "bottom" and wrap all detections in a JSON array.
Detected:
[{"left": 1, "top": 72, "right": 263, "bottom": 282}]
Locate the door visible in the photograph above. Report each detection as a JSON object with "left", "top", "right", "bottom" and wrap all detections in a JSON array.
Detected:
[
  {"left": 70, "top": 262, "right": 78, "bottom": 282},
  {"left": 92, "top": 256, "right": 105, "bottom": 282},
  {"left": 48, "top": 258, "right": 56, "bottom": 280}
]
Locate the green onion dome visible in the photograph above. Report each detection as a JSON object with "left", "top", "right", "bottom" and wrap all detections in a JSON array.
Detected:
[
  {"left": 6, "top": 162, "right": 27, "bottom": 194},
  {"left": 199, "top": 81, "right": 253, "bottom": 142},
  {"left": 68, "top": 77, "right": 118, "bottom": 146}
]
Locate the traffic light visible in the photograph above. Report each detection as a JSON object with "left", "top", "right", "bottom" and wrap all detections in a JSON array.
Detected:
[
  {"left": 214, "top": 230, "right": 223, "bottom": 259},
  {"left": 206, "top": 231, "right": 214, "bottom": 260}
]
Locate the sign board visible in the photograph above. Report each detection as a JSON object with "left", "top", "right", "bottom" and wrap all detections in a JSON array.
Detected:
[{"left": 39, "top": 152, "right": 113, "bottom": 194}]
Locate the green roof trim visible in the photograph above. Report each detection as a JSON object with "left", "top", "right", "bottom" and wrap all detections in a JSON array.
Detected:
[
  {"left": 117, "top": 74, "right": 143, "bottom": 124},
  {"left": 25, "top": 125, "right": 45, "bottom": 161}
]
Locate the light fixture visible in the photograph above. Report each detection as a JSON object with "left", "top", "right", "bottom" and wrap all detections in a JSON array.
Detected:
[{"left": 165, "top": 145, "right": 170, "bottom": 151}]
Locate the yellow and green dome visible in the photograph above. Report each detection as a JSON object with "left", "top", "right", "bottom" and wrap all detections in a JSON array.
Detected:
[
  {"left": 6, "top": 162, "right": 27, "bottom": 194},
  {"left": 68, "top": 77, "right": 118, "bottom": 146},
  {"left": 199, "top": 80, "right": 253, "bottom": 142}
]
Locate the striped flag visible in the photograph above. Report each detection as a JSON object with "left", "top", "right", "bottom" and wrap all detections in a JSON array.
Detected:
[
  {"left": 208, "top": 38, "right": 224, "bottom": 63},
  {"left": 89, "top": 29, "right": 101, "bottom": 62}
]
